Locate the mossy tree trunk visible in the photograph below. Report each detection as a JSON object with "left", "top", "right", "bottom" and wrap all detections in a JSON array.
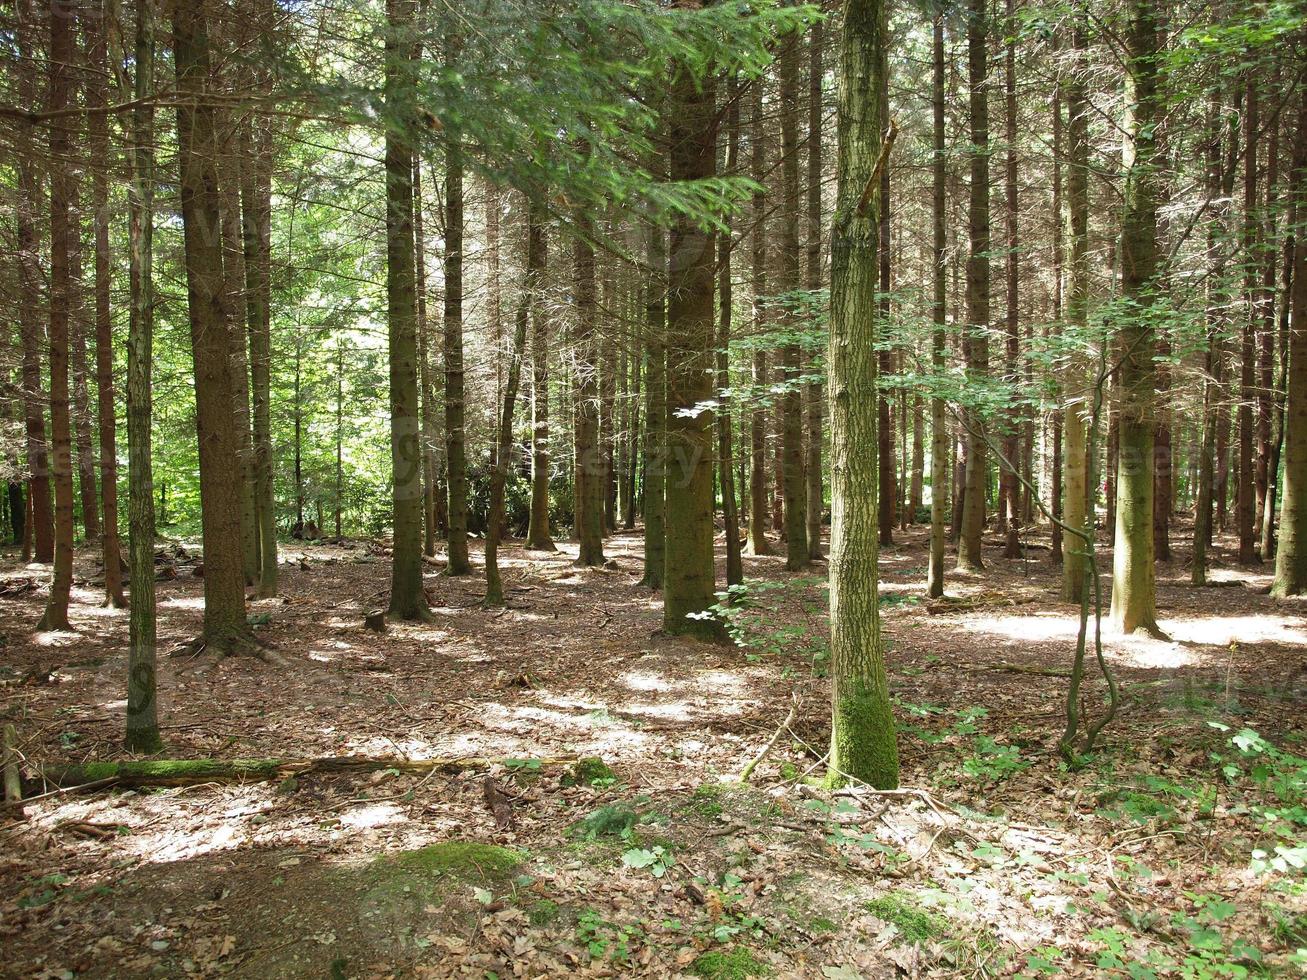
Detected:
[
  {"left": 662, "top": 44, "right": 720, "bottom": 639},
  {"left": 1109, "top": 0, "right": 1164, "bottom": 637},
  {"left": 827, "top": 0, "right": 898, "bottom": 790},
  {"left": 384, "top": 0, "right": 432, "bottom": 621}
]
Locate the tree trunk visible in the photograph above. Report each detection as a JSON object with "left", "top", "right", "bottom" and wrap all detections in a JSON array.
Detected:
[
  {"left": 414, "top": 156, "right": 435, "bottom": 557},
  {"left": 718, "top": 74, "right": 744, "bottom": 589},
  {"left": 384, "top": 0, "right": 432, "bottom": 620},
  {"left": 805, "top": 21, "right": 825, "bottom": 560},
  {"left": 15, "top": 0, "right": 53, "bottom": 565},
  {"left": 1271, "top": 77, "right": 1307, "bottom": 595},
  {"left": 1237, "top": 76, "right": 1259, "bottom": 564},
  {"left": 85, "top": 5, "right": 125, "bottom": 607},
  {"left": 38, "top": 0, "right": 77, "bottom": 633},
  {"left": 827, "top": 0, "right": 898, "bottom": 790},
  {"left": 1109, "top": 0, "right": 1163, "bottom": 636},
  {"left": 958, "top": 0, "right": 990, "bottom": 573},
  {"left": 662, "top": 48, "right": 720, "bottom": 638},
  {"left": 525, "top": 198, "right": 556, "bottom": 551},
  {"left": 747, "top": 81, "right": 772, "bottom": 558},
  {"left": 125, "top": 0, "right": 160, "bottom": 751},
  {"left": 927, "top": 9, "right": 948, "bottom": 599},
  {"left": 778, "top": 28, "right": 810, "bottom": 570},
  {"left": 641, "top": 217, "right": 666, "bottom": 585},
  {"left": 1001, "top": 0, "right": 1020, "bottom": 560},
  {"left": 69, "top": 186, "right": 101, "bottom": 545},
  {"left": 443, "top": 58, "right": 471, "bottom": 576}
]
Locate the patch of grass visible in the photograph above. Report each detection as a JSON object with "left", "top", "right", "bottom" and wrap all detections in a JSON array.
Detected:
[
  {"left": 381, "top": 841, "right": 523, "bottom": 881},
  {"left": 808, "top": 915, "right": 837, "bottom": 933},
  {"left": 687, "top": 782, "right": 727, "bottom": 817},
  {"left": 865, "top": 892, "right": 948, "bottom": 945},
  {"left": 690, "top": 947, "right": 770, "bottom": 979},
  {"left": 570, "top": 803, "right": 646, "bottom": 842},
  {"left": 527, "top": 899, "right": 561, "bottom": 926}
]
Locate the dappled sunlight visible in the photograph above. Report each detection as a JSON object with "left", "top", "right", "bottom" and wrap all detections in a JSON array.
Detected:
[{"left": 1164, "top": 614, "right": 1307, "bottom": 647}]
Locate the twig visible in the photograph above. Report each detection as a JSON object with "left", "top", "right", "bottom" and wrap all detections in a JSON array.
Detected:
[
  {"left": 739, "top": 697, "right": 797, "bottom": 782},
  {"left": 854, "top": 120, "right": 899, "bottom": 217}
]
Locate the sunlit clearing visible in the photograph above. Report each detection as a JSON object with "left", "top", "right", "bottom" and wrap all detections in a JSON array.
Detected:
[{"left": 339, "top": 802, "right": 405, "bottom": 829}]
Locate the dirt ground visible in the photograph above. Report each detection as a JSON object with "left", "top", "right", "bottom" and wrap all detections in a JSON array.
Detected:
[{"left": 1, "top": 519, "right": 1305, "bottom": 978}]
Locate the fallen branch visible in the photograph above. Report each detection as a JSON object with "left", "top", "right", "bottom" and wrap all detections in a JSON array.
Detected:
[
  {"left": 965, "top": 663, "right": 1072, "bottom": 678},
  {"left": 29, "top": 755, "right": 578, "bottom": 794},
  {"left": 3, "top": 723, "right": 21, "bottom": 803},
  {"left": 739, "top": 698, "right": 798, "bottom": 783}
]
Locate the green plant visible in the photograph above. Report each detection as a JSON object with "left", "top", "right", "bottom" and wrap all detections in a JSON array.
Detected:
[
  {"left": 690, "top": 946, "right": 770, "bottom": 979},
  {"left": 962, "top": 735, "right": 1030, "bottom": 782},
  {"left": 865, "top": 892, "right": 947, "bottom": 945},
  {"left": 570, "top": 803, "right": 645, "bottom": 842},
  {"left": 576, "top": 908, "right": 642, "bottom": 964},
  {"left": 621, "top": 844, "right": 675, "bottom": 878}
]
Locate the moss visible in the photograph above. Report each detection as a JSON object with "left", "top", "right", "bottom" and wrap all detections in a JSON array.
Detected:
[
  {"left": 864, "top": 893, "right": 948, "bottom": 945},
  {"left": 562, "top": 756, "right": 615, "bottom": 787},
  {"left": 570, "top": 804, "right": 643, "bottom": 841},
  {"left": 690, "top": 947, "right": 770, "bottom": 979},
  {"left": 528, "top": 899, "right": 561, "bottom": 925},
  {"left": 827, "top": 685, "right": 898, "bottom": 789},
  {"left": 382, "top": 841, "right": 523, "bottom": 881},
  {"left": 808, "top": 915, "right": 837, "bottom": 933},
  {"left": 687, "top": 783, "right": 726, "bottom": 817}
]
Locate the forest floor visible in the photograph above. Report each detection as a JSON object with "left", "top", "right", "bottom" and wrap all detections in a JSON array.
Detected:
[{"left": 1, "top": 519, "right": 1306, "bottom": 979}]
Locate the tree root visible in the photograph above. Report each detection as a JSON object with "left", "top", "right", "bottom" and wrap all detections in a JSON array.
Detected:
[{"left": 168, "top": 630, "right": 286, "bottom": 666}]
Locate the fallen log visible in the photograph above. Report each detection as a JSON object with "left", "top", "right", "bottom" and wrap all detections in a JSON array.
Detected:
[{"left": 29, "top": 755, "right": 579, "bottom": 793}]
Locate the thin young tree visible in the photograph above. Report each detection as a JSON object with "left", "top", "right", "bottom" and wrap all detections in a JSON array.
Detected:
[
  {"left": 927, "top": 6, "right": 948, "bottom": 599},
  {"left": 827, "top": 0, "right": 898, "bottom": 789},
  {"left": 746, "top": 81, "right": 773, "bottom": 557},
  {"left": 444, "top": 38, "right": 472, "bottom": 576},
  {"left": 718, "top": 73, "right": 744, "bottom": 588},
  {"left": 573, "top": 213, "right": 607, "bottom": 568},
  {"left": 641, "top": 216, "right": 667, "bottom": 585},
  {"left": 805, "top": 21, "right": 825, "bottom": 560},
  {"left": 525, "top": 197, "right": 557, "bottom": 551},
  {"left": 1000, "top": 0, "right": 1021, "bottom": 559}
]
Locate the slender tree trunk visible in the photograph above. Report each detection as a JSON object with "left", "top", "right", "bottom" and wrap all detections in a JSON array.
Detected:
[
  {"left": 641, "top": 217, "right": 667, "bottom": 585},
  {"left": 827, "top": 0, "right": 898, "bottom": 790},
  {"left": 1237, "top": 76, "right": 1259, "bottom": 564},
  {"left": 525, "top": 199, "right": 556, "bottom": 550},
  {"left": 747, "top": 82, "right": 772, "bottom": 557},
  {"left": 414, "top": 156, "right": 436, "bottom": 557},
  {"left": 1001, "top": 0, "right": 1021, "bottom": 560},
  {"left": 718, "top": 74, "right": 744, "bottom": 588},
  {"left": 573, "top": 216, "right": 606, "bottom": 567},
  {"left": 443, "top": 65, "right": 471, "bottom": 576},
  {"left": 1050, "top": 61, "right": 1065, "bottom": 566},
  {"left": 125, "top": 0, "right": 160, "bottom": 751},
  {"left": 1109, "top": 0, "right": 1164, "bottom": 636},
  {"left": 384, "top": 0, "right": 432, "bottom": 619},
  {"left": 779, "top": 28, "right": 810, "bottom": 570},
  {"left": 240, "top": 116, "right": 278, "bottom": 597},
  {"left": 663, "top": 47, "right": 719, "bottom": 637},
  {"left": 958, "top": 0, "right": 990, "bottom": 572},
  {"left": 15, "top": 0, "right": 53, "bottom": 564},
  {"left": 69, "top": 187, "right": 101, "bottom": 545},
  {"left": 927, "top": 9, "right": 948, "bottom": 599},
  {"left": 805, "top": 20, "right": 825, "bottom": 559},
  {"left": 38, "top": 0, "right": 77, "bottom": 633},
  {"left": 1271, "top": 76, "right": 1307, "bottom": 595},
  {"left": 85, "top": 5, "right": 125, "bottom": 606}
]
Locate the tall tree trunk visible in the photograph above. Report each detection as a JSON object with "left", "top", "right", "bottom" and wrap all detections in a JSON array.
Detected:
[
  {"left": 1050, "top": 58, "right": 1065, "bottom": 566},
  {"left": 877, "top": 157, "right": 895, "bottom": 548},
  {"left": 414, "top": 156, "right": 436, "bottom": 558},
  {"left": 38, "top": 0, "right": 77, "bottom": 633},
  {"left": 240, "top": 115, "right": 278, "bottom": 596},
  {"left": 525, "top": 198, "right": 556, "bottom": 551},
  {"left": 805, "top": 20, "right": 825, "bottom": 559},
  {"left": 1237, "top": 75, "right": 1259, "bottom": 564},
  {"left": 1260, "top": 104, "right": 1286, "bottom": 562},
  {"left": 69, "top": 187, "right": 101, "bottom": 545},
  {"left": 747, "top": 82, "right": 772, "bottom": 557},
  {"left": 827, "top": 0, "right": 898, "bottom": 790},
  {"left": 1001, "top": 0, "right": 1021, "bottom": 560},
  {"left": 718, "top": 74, "right": 744, "bottom": 588},
  {"left": 1062, "top": 13, "right": 1090, "bottom": 603},
  {"left": 779, "top": 28, "right": 810, "bottom": 570},
  {"left": 384, "top": 0, "right": 432, "bottom": 620},
  {"left": 443, "top": 63, "right": 471, "bottom": 576},
  {"left": 484, "top": 234, "right": 530, "bottom": 608},
  {"left": 1109, "top": 0, "right": 1163, "bottom": 636},
  {"left": 15, "top": 0, "right": 53, "bottom": 564},
  {"left": 1271, "top": 74, "right": 1307, "bottom": 595},
  {"left": 640, "top": 217, "right": 667, "bottom": 584},
  {"left": 662, "top": 45, "right": 719, "bottom": 637},
  {"left": 927, "top": 8, "right": 948, "bottom": 599},
  {"left": 573, "top": 217, "right": 606, "bottom": 567},
  {"left": 85, "top": 4, "right": 125, "bottom": 606},
  {"left": 958, "top": 0, "right": 990, "bottom": 572},
  {"left": 1194, "top": 99, "right": 1224, "bottom": 585},
  {"left": 125, "top": 0, "right": 160, "bottom": 751}
]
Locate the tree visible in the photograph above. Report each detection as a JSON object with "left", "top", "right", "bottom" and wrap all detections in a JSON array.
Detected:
[
  {"left": 718, "top": 74, "right": 744, "bottom": 589},
  {"left": 125, "top": 0, "right": 161, "bottom": 752},
  {"left": 1000, "top": 0, "right": 1021, "bottom": 560},
  {"left": 1271, "top": 73, "right": 1307, "bottom": 596},
  {"left": 662, "top": 33, "right": 720, "bottom": 639},
  {"left": 384, "top": 0, "right": 433, "bottom": 621},
  {"left": 38, "top": 0, "right": 77, "bottom": 633},
  {"left": 640, "top": 217, "right": 667, "bottom": 585},
  {"left": 826, "top": 0, "right": 898, "bottom": 789},
  {"left": 525, "top": 198, "right": 556, "bottom": 551},
  {"left": 573, "top": 212, "right": 606, "bottom": 568},
  {"left": 1109, "top": 0, "right": 1164, "bottom": 637},
  {"left": 444, "top": 37, "right": 472, "bottom": 577},
  {"left": 957, "top": 0, "right": 990, "bottom": 573},
  {"left": 85, "top": 2, "right": 125, "bottom": 608},
  {"left": 805, "top": 20, "right": 825, "bottom": 561},
  {"left": 927, "top": 7, "right": 948, "bottom": 600},
  {"left": 746, "top": 81, "right": 773, "bottom": 558}
]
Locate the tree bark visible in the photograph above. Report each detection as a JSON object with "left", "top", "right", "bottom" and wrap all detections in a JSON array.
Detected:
[
  {"left": 1001, "top": 0, "right": 1021, "bottom": 560},
  {"left": 747, "top": 81, "right": 772, "bottom": 557},
  {"left": 927, "top": 8, "right": 948, "bottom": 599},
  {"left": 443, "top": 48, "right": 471, "bottom": 576},
  {"left": 718, "top": 74, "right": 744, "bottom": 589},
  {"left": 827, "top": 0, "right": 898, "bottom": 790},
  {"left": 641, "top": 217, "right": 667, "bottom": 585},
  {"left": 805, "top": 20, "right": 825, "bottom": 559},
  {"left": 1237, "top": 76, "right": 1259, "bottom": 564},
  {"left": 525, "top": 197, "right": 556, "bottom": 551}
]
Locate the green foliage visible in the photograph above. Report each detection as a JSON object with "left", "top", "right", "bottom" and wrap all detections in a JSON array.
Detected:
[
  {"left": 700, "top": 579, "right": 830, "bottom": 674},
  {"left": 1210, "top": 724, "right": 1307, "bottom": 874},
  {"left": 961, "top": 735, "right": 1031, "bottom": 782},
  {"left": 569, "top": 803, "right": 646, "bottom": 842},
  {"left": 864, "top": 892, "right": 948, "bottom": 945},
  {"left": 382, "top": 841, "right": 523, "bottom": 880},
  {"left": 576, "top": 907, "right": 643, "bottom": 965},
  {"left": 690, "top": 947, "right": 770, "bottom": 979},
  {"left": 621, "top": 844, "right": 675, "bottom": 878},
  {"left": 561, "top": 756, "right": 616, "bottom": 788}
]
